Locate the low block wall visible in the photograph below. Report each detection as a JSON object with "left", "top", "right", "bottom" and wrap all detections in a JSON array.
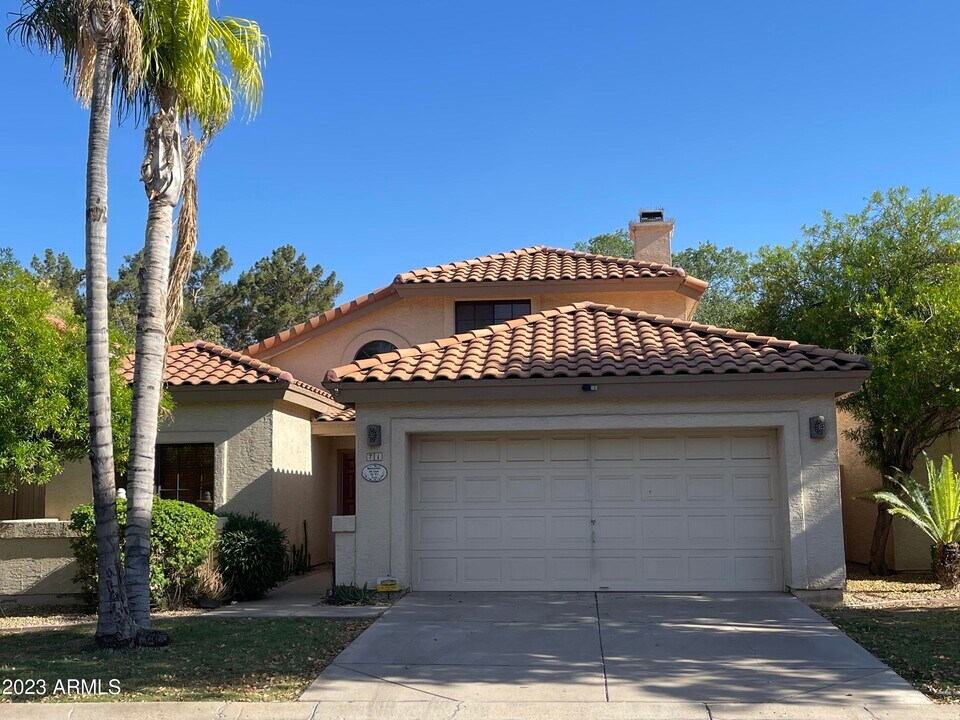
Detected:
[{"left": 0, "top": 520, "right": 81, "bottom": 606}]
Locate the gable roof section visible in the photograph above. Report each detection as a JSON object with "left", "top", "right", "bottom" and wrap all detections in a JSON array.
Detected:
[
  {"left": 324, "top": 302, "right": 870, "bottom": 384},
  {"left": 394, "top": 245, "right": 695, "bottom": 284},
  {"left": 247, "top": 246, "right": 707, "bottom": 358},
  {"left": 123, "top": 341, "right": 351, "bottom": 420}
]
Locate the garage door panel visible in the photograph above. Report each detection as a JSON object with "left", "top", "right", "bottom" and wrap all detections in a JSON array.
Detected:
[{"left": 411, "top": 431, "right": 783, "bottom": 591}]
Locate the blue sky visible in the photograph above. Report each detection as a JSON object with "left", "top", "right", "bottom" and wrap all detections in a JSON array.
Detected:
[{"left": 2, "top": 1, "right": 959, "bottom": 301}]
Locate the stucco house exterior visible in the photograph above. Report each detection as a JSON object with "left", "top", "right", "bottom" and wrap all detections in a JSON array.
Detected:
[{"left": 7, "top": 208, "right": 920, "bottom": 604}]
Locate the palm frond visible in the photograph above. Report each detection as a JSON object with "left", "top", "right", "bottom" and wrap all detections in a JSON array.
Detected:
[{"left": 866, "top": 455, "right": 960, "bottom": 546}]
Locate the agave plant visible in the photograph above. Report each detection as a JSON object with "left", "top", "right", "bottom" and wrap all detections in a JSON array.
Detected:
[{"left": 866, "top": 454, "right": 960, "bottom": 589}]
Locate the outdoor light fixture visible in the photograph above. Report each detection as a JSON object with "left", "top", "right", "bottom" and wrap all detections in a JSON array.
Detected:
[
  {"left": 581, "top": 384, "right": 599, "bottom": 392},
  {"left": 809, "top": 415, "right": 826, "bottom": 439}
]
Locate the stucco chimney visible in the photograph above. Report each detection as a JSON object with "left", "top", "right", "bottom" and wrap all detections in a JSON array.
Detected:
[{"left": 629, "top": 208, "right": 674, "bottom": 265}]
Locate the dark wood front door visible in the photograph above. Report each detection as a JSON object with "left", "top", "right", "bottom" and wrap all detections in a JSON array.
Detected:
[{"left": 339, "top": 450, "right": 356, "bottom": 515}]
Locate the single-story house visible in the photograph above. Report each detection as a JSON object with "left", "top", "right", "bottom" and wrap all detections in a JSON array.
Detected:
[{"left": 3, "top": 208, "right": 935, "bottom": 604}]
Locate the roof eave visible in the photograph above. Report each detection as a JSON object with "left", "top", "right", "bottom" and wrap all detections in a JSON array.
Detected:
[
  {"left": 324, "top": 369, "right": 871, "bottom": 404},
  {"left": 394, "top": 275, "right": 707, "bottom": 300}
]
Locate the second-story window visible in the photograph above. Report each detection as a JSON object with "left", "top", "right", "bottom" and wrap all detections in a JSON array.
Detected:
[
  {"left": 354, "top": 340, "right": 398, "bottom": 361},
  {"left": 455, "top": 300, "right": 531, "bottom": 334}
]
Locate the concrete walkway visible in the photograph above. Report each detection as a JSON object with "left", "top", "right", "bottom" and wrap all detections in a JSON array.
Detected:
[
  {"left": 3, "top": 701, "right": 959, "bottom": 720},
  {"left": 301, "top": 591, "right": 930, "bottom": 705},
  {"left": 206, "top": 570, "right": 387, "bottom": 619}
]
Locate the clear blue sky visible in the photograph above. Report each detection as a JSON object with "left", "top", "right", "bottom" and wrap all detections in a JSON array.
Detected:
[{"left": 2, "top": 1, "right": 959, "bottom": 301}]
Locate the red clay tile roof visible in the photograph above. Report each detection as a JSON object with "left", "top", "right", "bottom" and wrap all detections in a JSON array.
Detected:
[
  {"left": 122, "top": 341, "right": 352, "bottom": 420},
  {"left": 247, "top": 246, "right": 707, "bottom": 358},
  {"left": 316, "top": 405, "right": 357, "bottom": 422},
  {"left": 394, "top": 245, "right": 692, "bottom": 284},
  {"left": 325, "top": 302, "right": 870, "bottom": 384}
]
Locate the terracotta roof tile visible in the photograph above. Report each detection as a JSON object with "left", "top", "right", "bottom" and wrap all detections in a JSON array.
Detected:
[
  {"left": 248, "top": 246, "right": 708, "bottom": 358},
  {"left": 325, "top": 303, "right": 871, "bottom": 384},
  {"left": 122, "top": 341, "right": 352, "bottom": 420},
  {"left": 394, "top": 246, "right": 690, "bottom": 284}
]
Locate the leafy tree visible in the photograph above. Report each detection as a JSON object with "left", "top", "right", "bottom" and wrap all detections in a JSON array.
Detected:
[
  {"left": 30, "top": 249, "right": 85, "bottom": 315},
  {"left": 575, "top": 230, "right": 754, "bottom": 327},
  {"left": 574, "top": 229, "right": 632, "bottom": 258},
  {"left": 672, "top": 242, "right": 752, "bottom": 328},
  {"left": 109, "top": 246, "right": 232, "bottom": 344},
  {"left": 9, "top": 0, "right": 143, "bottom": 647},
  {"left": 0, "top": 252, "right": 132, "bottom": 490},
  {"left": 743, "top": 188, "right": 960, "bottom": 574},
  {"left": 218, "top": 245, "right": 343, "bottom": 349}
]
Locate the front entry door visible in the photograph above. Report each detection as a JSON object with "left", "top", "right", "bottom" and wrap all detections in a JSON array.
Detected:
[{"left": 339, "top": 450, "right": 356, "bottom": 515}]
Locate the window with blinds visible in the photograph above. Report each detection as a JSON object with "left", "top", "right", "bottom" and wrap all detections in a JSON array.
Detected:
[{"left": 155, "top": 444, "right": 215, "bottom": 509}]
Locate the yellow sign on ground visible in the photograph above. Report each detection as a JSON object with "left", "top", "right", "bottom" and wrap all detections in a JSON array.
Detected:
[{"left": 376, "top": 576, "right": 400, "bottom": 593}]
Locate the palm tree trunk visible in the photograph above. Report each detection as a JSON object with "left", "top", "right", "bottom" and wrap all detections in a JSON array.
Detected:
[
  {"left": 124, "top": 103, "right": 184, "bottom": 628},
  {"left": 935, "top": 543, "right": 960, "bottom": 590},
  {"left": 85, "top": 24, "right": 138, "bottom": 648}
]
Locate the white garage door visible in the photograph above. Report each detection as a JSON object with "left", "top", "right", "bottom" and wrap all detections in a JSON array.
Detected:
[{"left": 410, "top": 431, "right": 784, "bottom": 591}]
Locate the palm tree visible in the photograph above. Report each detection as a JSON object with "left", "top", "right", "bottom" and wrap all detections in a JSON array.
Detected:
[
  {"left": 867, "top": 455, "right": 960, "bottom": 589},
  {"left": 123, "top": 1, "right": 266, "bottom": 627},
  {"left": 8, "top": 0, "right": 144, "bottom": 648}
]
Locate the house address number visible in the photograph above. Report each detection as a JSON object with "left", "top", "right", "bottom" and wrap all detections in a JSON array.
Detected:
[{"left": 361, "top": 463, "right": 388, "bottom": 482}]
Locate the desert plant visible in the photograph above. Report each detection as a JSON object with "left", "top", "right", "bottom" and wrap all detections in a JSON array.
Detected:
[
  {"left": 284, "top": 520, "right": 311, "bottom": 577},
  {"left": 866, "top": 454, "right": 960, "bottom": 589},
  {"left": 216, "top": 512, "right": 287, "bottom": 600},
  {"left": 326, "top": 583, "right": 377, "bottom": 606},
  {"left": 69, "top": 498, "right": 217, "bottom": 609}
]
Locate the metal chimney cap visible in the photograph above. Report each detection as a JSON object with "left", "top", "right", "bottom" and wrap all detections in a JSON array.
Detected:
[{"left": 638, "top": 208, "right": 665, "bottom": 222}]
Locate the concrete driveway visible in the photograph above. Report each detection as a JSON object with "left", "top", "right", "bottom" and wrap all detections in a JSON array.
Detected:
[{"left": 300, "top": 592, "right": 928, "bottom": 705}]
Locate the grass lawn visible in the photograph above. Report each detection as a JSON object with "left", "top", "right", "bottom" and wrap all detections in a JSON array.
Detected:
[
  {"left": 0, "top": 616, "right": 371, "bottom": 702},
  {"left": 821, "top": 605, "right": 960, "bottom": 704}
]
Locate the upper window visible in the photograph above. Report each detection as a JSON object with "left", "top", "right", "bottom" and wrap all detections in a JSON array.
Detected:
[
  {"left": 155, "top": 444, "right": 215, "bottom": 509},
  {"left": 455, "top": 300, "right": 531, "bottom": 334},
  {"left": 354, "top": 340, "right": 398, "bottom": 361}
]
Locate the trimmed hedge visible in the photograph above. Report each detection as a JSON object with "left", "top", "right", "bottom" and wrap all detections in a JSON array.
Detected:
[
  {"left": 69, "top": 498, "right": 217, "bottom": 610},
  {"left": 216, "top": 512, "right": 288, "bottom": 600}
]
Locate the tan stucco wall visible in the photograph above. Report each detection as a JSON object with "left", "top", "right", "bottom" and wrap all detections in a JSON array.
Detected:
[
  {"left": 0, "top": 521, "right": 81, "bottom": 604},
  {"left": 265, "top": 289, "right": 693, "bottom": 387},
  {"left": 837, "top": 408, "right": 959, "bottom": 571},
  {"left": 272, "top": 403, "right": 328, "bottom": 563},
  {"left": 21, "top": 395, "right": 339, "bottom": 603},
  {"left": 340, "top": 393, "right": 846, "bottom": 592},
  {"left": 43, "top": 461, "right": 93, "bottom": 520}
]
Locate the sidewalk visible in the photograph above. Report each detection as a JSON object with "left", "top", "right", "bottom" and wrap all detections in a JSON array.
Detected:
[
  {"left": 2, "top": 701, "right": 958, "bottom": 720},
  {"left": 205, "top": 569, "right": 387, "bottom": 619}
]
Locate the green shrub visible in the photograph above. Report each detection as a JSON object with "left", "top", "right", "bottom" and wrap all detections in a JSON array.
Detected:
[
  {"left": 326, "top": 583, "right": 377, "bottom": 606},
  {"left": 216, "top": 512, "right": 288, "bottom": 600},
  {"left": 69, "top": 498, "right": 217, "bottom": 610}
]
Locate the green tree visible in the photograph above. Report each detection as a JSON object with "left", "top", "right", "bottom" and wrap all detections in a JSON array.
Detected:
[
  {"left": 219, "top": 245, "right": 343, "bottom": 349},
  {"left": 744, "top": 188, "right": 960, "bottom": 574},
  {"left": 575, "top": 231, "right": 754, "bottom": 327},
  {"left": 574, "top": 229, "right": 632, "bottom": 258},
  {"left": 0, "top": 252, "right": 132, "bottom": 490},
  {"left": 672, "top": 242, "right": 751, "bottom": 328},
  {"left": 109, "top": 246, "right": 232, "bottom": 344},
  {"left": 9, "top": 0, "right": 143, "bottom": 647},
  {"left": 30, "top": 249, "right": 85, "bottom": 315}
]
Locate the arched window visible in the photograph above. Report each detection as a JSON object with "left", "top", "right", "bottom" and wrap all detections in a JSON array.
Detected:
[{"left": 353, "top": 340, "right": 398, "bottom": 361}]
